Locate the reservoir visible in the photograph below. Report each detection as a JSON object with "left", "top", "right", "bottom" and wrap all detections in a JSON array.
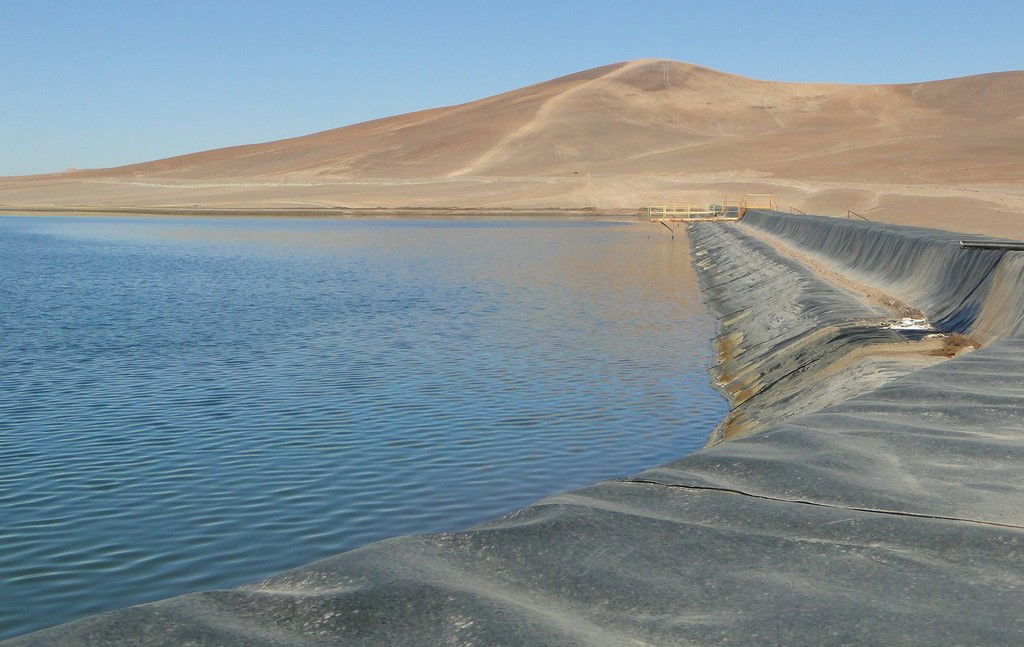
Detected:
[{"left": 0, "top": 215, "right": 726, "bottom": 639}]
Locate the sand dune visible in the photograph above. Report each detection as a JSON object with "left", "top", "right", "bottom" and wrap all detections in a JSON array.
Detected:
[{"left": 3, "top": 59, "right": 1023, "bottom": 234}]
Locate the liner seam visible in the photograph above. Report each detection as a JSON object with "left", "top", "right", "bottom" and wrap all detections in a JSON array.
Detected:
[{"left": 617, "top": 478, "right": 1024, "bottom": 531}]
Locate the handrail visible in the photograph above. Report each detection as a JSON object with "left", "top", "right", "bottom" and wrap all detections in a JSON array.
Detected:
[
  {"left": 847, "top": 209, "right": 870, "bottom": 222},
  {"left": 647, "top": 194, "right": 774, "bottom": 220},
  {"left": 649, "top": 205, "right": 722, "bottom": 217},
  {"left": 791, "top": 207, "right": 806, "bottom": 215}
]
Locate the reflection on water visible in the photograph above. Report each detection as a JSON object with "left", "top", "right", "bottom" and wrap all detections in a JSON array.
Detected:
[{"left": 0, "top": 216, "right": 725, "bottom": 639}]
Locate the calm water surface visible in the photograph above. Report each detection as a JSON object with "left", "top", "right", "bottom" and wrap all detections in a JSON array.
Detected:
[{"left": 0, "top": 216, "right": 725, "bottom": 639}]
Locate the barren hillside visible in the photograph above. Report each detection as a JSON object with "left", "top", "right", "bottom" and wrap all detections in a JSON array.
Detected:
[{"left": 3, "top": 59, "right": 1023, "bottom": 234}]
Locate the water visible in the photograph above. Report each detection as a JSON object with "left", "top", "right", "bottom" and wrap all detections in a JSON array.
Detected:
[{"left": 0, "top": 215, "right": 726, "bottom": 639}]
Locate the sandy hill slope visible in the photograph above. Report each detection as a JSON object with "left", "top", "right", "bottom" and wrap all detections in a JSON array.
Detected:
[{"left": 3, "top": 59, "right": 1023, "bottom": 234}]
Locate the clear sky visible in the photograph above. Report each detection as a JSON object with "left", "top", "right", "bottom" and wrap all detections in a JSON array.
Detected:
[{"left": 3, "top": 0, "right": 1022, "bottom": 175}]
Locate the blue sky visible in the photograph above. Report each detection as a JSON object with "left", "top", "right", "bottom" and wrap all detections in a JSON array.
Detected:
[{"left": 2, "top": 0, "right": 1022, "bottom": 175}]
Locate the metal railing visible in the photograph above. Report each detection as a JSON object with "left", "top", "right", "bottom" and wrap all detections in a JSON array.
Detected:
[
  {"left": 961, "top": 239, "right": 1024, "bottom": 251},
  {"left": 647, "top": 194, "right": 776, "bottom": 221},
  {"left": 847, "top": 209, "right": 870, "bottom": 222},
  {"left": 648, "top": 205, "right": 722, "bottom": 218}
]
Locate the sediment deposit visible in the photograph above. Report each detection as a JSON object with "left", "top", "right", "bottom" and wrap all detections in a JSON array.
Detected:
[{"left": 7, "top": 212, "right": 1024, "bottom": 646}]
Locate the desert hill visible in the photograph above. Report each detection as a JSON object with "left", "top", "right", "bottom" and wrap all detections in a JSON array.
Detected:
[{"left": 3, "top": 59, "right": 1023, "bottom": 234}]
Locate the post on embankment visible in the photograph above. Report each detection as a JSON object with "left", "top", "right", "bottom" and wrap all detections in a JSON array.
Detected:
[{"left": 740, "top": 194, "right": 775, "bottom": 216}]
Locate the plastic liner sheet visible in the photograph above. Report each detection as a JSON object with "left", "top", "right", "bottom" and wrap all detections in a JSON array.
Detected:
[{"left": 8, "top": 341, "right": 1024, "bottom": 646}]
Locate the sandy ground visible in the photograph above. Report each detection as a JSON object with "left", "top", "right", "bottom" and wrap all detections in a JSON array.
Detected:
[{"left": 2, "top": 59, "right": 1022, "bottom": 236}]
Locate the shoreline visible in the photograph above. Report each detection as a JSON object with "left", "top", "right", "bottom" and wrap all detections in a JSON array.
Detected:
[{"left": 0, "top": 206, "right": 641, "bottom": 220}]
